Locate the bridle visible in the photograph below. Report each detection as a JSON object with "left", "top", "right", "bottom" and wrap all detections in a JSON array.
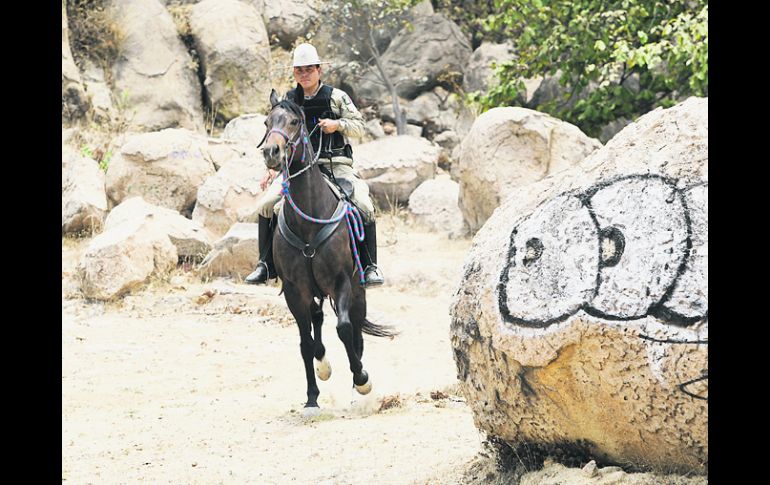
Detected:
[{"left": 258, "top": 108, "right": 322, "bottom": 181}]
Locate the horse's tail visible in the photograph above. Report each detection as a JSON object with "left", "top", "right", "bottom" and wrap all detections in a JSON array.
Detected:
[{"left": 361, "top": 318, "right": 398, "bottom": 338}]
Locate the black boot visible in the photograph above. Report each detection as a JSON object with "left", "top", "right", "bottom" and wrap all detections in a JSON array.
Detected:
[
  {"left": 359, "top": 221, "right": 384, "bottom": 288},
  {"left": 245, "top": 215, "right": 277, "bottom": 284}
]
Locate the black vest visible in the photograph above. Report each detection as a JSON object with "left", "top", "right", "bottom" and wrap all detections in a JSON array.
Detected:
[{"left": 290, "top": 85, "right": 348, "bottom": 158}]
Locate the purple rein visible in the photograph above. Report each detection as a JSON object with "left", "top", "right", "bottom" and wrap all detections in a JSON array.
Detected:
[{"left": 271, "top": 126, "right": 367, "bottom": 285}]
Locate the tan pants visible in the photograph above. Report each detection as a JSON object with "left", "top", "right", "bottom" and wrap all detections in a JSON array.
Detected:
[{"left": 255, "top": 163, "right": 375, "bottom": 222}]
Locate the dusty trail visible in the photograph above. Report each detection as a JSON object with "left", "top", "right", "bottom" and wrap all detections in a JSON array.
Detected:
[{"left": 62, "top": 215, "right": 486, "bottom": 484}]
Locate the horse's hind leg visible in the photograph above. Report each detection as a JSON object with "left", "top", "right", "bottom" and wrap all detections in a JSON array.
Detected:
[
  {"left": 351, "top": 291, "right": 366, "bottom": 359},
  {"left": 333, "top": 276, "right": 370, "bottom": 394},
  {"left": 350, "top": 291, "right": 370, "bottom": 394},
  {"left": 283, "top": 282, "right": 320, "bottom": 410},
  {"left": 311, "top": 299, "right": 331, "bottom": 381}
]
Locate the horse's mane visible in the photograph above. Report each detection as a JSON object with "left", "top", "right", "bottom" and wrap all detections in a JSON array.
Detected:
[
  {"left": 278, "top": 85, "right": 305, "bottom": 120},
  {"left": 276, "top": 99, "right": 304, "bottom": 120}
]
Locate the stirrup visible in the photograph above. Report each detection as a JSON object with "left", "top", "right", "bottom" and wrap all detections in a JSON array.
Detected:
[
  {"left": 244, "top": 261, "right": 273, "bottom": 284},
  {"left": 362, "top": 265, "right": 384, "bottom": 288}
]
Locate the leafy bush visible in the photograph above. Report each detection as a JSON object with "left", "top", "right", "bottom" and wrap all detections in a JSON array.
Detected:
[{"left": 477, "top": 0, "right": 708, "bottom": 137}]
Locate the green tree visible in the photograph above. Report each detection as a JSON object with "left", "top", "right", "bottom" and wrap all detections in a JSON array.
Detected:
[
  {"left": 311, "top": 0, "right": 420, "bottom": 135},
  {"left": 431, "top": 0, "right": 508, "bottom": 49},
  {"left": 478, "top": 0, "right": 708, "bottom": 137}
]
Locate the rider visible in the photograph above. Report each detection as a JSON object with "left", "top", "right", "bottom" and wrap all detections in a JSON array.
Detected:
[{"left": 245, "top": 43, "right": 385, "bottom": 288}]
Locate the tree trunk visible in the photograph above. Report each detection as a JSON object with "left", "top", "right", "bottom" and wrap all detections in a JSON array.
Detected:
[{"left": 369, "top": 38, "right": 407, "bottom": 135}]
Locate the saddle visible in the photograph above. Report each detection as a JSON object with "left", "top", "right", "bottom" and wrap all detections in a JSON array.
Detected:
[{"left": 319, "top": 166, "right": 355, "bottom": 202}]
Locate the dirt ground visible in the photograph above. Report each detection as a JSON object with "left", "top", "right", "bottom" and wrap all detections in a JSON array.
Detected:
[
  {"left": 62, "top": 214, "right": 492, "bottom": 484},
  {"left": 62, "top": 214, "right": 707, "bottom": 484}
]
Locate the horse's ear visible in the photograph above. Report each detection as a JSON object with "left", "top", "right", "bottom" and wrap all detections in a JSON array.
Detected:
[
  {"left": 269, "top": 89, "right": 280, "bottom": 108},
  {"left": 293, "top": 83, "right": 304, "bottom": 107}
]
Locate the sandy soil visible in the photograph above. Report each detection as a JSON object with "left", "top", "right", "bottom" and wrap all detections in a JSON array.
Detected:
[
  {"left": 62, "top": 214, "right": 707, "bottom": 484},
  {"left": 62, "top": 215, "right": 488, "bottom": 484}
]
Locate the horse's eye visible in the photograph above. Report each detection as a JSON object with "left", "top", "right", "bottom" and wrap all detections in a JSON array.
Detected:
[{"left": 290, "top": 119, "right": 300, "bottom": 126}]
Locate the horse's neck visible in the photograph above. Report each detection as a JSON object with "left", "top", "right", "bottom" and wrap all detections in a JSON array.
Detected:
[{"left": 285, "top": 160, "right": 336, "bottom": 238}]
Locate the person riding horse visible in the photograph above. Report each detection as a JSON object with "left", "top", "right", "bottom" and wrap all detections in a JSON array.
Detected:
[{"left": 246, "top": 43, "right": 385, "bottom": 288}]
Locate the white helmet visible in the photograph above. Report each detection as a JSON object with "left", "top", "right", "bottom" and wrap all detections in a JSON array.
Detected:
[{"left": 292, "top": 43, "right": 325, "bottom": 67}]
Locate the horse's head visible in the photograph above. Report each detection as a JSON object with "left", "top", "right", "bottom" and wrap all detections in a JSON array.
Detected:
[{"left": 261, "top": 85, "right": 306, "bottom": 171}]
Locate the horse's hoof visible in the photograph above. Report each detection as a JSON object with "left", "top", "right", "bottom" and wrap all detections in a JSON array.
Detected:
[
  {"left": 301, "top": 406, "right": 321, "bottom": 417},
  {"left": 355, "top": 380, "right": 372, "bottom": 395},
  {"left": 315, "top": 357, "right": 331, "bottom": 381}
]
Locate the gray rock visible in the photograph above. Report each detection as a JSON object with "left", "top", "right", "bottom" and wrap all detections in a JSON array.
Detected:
[
  {"left": 105, "top": 128, "right": 215, "bottom": 215},
  {"left": 105, "top": 197, "right": 212, "bottom": 261},
  {"left": 463, "top": 42, "right": 516, "bottom": 94},
  {"left": 62, "top": 147, "right": 107, "bottom": 235},
  {"left": 450, "top": 97, "right": 708, "bottom": 474},
  {"left": 192, "top": 154, "right": 268, "bottom": 239},
  {"left": 190, "top": 0, "right": 272, "bottom": 120},
  {"left": 354, "top": 135, "right": 440, "bottom": 207},
  {"left": 357, "top": 14, "right": 472, "bottom": 103},
  {"left": 79, "top": 214, "right": 178, "bottom": 301},
  {"left": 456, "top": 107, "right": 601, "bottom": 233},
  {"left": 408, "top": 174, "right": 467, "bottom": 238},
  {"left": 108, "top": 0, "right": 205, "bottom": 132},
  {"left": 198, "top": 222, "right": 261, "bottom": 280}
]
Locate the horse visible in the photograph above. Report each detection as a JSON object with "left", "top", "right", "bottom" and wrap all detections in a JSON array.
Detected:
[{"left": 260, "top": 85, "right": 396, "bottom": 414}]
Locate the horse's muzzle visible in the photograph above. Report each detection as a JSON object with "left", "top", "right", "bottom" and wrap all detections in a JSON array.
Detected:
[{"left": 262, "top": 143, "right": 283, "bottom": 170}]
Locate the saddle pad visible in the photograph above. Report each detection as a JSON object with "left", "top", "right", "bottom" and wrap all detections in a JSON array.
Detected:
[{"left": 322, "top": 173, "right": 354, "bottom": 199}]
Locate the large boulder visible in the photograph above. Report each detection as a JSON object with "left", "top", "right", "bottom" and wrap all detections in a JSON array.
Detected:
[
  {"left": 456, "top": 107, "right": 601, "bottom": 233},
  {"left": 62, "top": 148, "right": 107, "bottom": 235},
  {"left": 80, "top": 60, "right": 115, "bottom": 124},
  {"left": 262, "top": 0, "right": 320, "bottom": 49},
  {"left": 202, "top": 137, "right": 256, "bottom": 170},
  {"left": 450, "top": 97, "right": 708, "bottom": 474},
  {"left": 408, "top": 174, "right": 467, "bottom": 239},
  {"left": 105, "top": 128, "right": 215, "bottom": 216},
  {"left": 62, "top": 3, "right": 89, "bottom": 123},
  {"left": 78, "top": 213, "right": 178, "bottom": 301},
  {"left": 380, "top": 87, "right": 476, "bottom": 139},
  {"left": 310, "top": 0, "right": 435, "bottom": 92},
  {"left": 189, "top": 0, "right": 272, "bottom": 120},
  {"left": 354, "top": 135, "right": 440, "bottom": 207},
  {"left": 108, "top": 0, "right": 205, "bottom": 132},
  {"left": 356, "top": 14, "right": 472, "bottom": 103},
  {"left": 197, "top": 222, "right": 261, "bottom": 280},
  {"left": 463, "top": 42, "right": 516, "bottom": 94},
  {"left": 192, "top": 154, "right": 268, "bottom": 239},
  {"left": 222, "top": 113, "right": 268, "bottom": 147},
  {"left": 105, "top": 197, "right": 212, "bottom": 261}
]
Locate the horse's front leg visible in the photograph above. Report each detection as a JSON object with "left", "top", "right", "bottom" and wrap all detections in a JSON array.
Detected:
[
  {"left": 333, "top": 275, "right": 370, "bottom": 395},
  {"left": 311, "top": 299, "right": 331, "bottom": 381},
  {"left": 283, "top": 282, "right": 320, "bottom": 412}
]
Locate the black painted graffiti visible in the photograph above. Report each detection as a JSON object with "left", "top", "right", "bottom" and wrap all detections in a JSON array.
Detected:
[
  {"left": 497, "top": 174, "right": 708, "bottom": 328},
  {"left": 638, "top": 332, "right": 708, "bottom": 401}
]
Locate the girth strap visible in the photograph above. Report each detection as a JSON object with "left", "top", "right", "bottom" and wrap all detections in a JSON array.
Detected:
[{"left": 277, "top": 199, "right": 347, "bottom": 258}]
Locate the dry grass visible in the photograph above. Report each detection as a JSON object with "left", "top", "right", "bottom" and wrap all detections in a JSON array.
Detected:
[
  {"left": 377, "top": 394, "right": 403, "bottom": 412},
  {"left": 66, "top": 0, "right": 125, "bottom": 76}
]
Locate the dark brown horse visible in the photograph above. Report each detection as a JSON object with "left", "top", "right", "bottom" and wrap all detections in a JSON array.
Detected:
[{"left": 261, "top": 86, "right": 396, "bottom": 414}]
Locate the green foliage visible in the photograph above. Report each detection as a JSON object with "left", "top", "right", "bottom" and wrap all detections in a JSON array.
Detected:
[
  {"left": 432, "top": 0, "right": 508, "bottom": 49},
  {"left": 478, "top": 0, "right": 708, "bottom": 137},
  {"left": 81, "top": 144, "right": 112, "bottom": 172}
]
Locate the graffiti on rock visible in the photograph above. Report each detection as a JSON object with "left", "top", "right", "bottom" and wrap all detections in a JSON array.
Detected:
[
  {"left": 497, "top": 174, "right": 708, "bottom": 328},
  {"left": 495, "top": 174, "right": 708, "bottom": 400}
]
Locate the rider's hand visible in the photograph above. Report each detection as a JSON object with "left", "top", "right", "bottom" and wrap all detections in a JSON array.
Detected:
[
  {"left": 318, "top": 119, "right": 341, "bottom": 134},
  {"left": 260, "top": 169, "right": 277, "bottom": 191}
]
